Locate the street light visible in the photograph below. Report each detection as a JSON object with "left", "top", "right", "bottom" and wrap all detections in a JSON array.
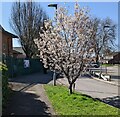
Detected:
[
  {"left": 48, "top": 4, "right": 58, "bottom": 22},
  {"left": 48, "top": 4, "right": 57, "bottom": 9},
  {"left": 48, "top": 4, "right": 58, "bottom": 86},
  {"left": 100, "top": 25, "right": 110, "bottom": 77},
  {"left": 103, "top": 25, "right": 109, "bottom": 74}
]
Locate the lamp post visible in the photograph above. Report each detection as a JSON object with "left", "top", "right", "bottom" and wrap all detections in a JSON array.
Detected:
[
  {"left": 48, "top": 4, "right": 57, "bottom": 9},
  {"left": 48, "top": 4, "right": 58, "bottom": 86},
  {"left": 103, "top": 25, "right": 109, "bottom": 74},
  {"left": 48, "top": 4, "right": 57, "bottom": 22}
]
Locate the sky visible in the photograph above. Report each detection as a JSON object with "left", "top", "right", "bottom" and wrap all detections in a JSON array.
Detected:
[{"left": 0, "top": 1, "right": 118, "bottom": 48}]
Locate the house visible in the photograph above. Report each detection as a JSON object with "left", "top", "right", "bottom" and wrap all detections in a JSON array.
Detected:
[
  {"left": 13, "top": 50, "right": 23, "bottom": 58},
  {"left": 13, "top": 47, "right": 26, "bottom": 58},
  {"left": 102, "top": 55, "right": 113, "bottom": 63},
  {"left": 0, "top": 25, "right": 18, "bottom": 57},
  {"left": 108, "top": 52, "right": 120, "bottom": 64}
]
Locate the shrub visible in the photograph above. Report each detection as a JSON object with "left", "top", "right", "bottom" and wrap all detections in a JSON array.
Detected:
[{"left": 0, "top": 62, "right": 9, "bottom": 107}]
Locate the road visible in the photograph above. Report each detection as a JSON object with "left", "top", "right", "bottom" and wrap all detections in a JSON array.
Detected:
[
  {"left": 58, "top": 75, "right": 118, "bottom": 99},
  {"left": 103, "top": 65, "right": 120, "bottom": 85},
  {"left": 106, "top": 66, "right": 119, "bottom": 76}
]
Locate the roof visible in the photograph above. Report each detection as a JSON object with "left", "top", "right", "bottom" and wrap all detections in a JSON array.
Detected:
[
  {"left": 0, "top": 25, "right": 4, "bottom": 30},
  {"left": 0, "top": 25, "right": 18, "bottom": 38},
  {"left": 13, "top": 47, "right": 26, "bottom": 55},
  {"left": 114, "top": 52, "right": 120, "bottom": 57},
  {"left": 13, "top": 50, "right": 22, "bottom": 54}
]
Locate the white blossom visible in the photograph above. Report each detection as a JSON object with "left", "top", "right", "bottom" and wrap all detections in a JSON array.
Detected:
[{"left": 35, "top": 3, "right": 94, "bottom": 94}]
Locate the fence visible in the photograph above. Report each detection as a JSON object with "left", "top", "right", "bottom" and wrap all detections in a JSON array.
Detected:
[{"left": 2, "top": 55, "right": 44, "bottom": 77}]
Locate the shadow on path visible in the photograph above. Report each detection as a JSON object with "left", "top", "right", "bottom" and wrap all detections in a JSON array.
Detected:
[
  {"left": 8, "top": 71, "right": 53, "bottom": 84},
  {"left": 3, "top": 90, "right": 51, "bottom": 115},
  {"left": 3, "top": 72, "right": 55, "bottom": 116},
  {"left": 111, "top": 75, "right": 120, "bottom": 79},
  {"left": 77, "top": 89, "right": 117, "bottom": 95},
  {"left": 100, "top": 96, "right": 120, "bottom": 109}
]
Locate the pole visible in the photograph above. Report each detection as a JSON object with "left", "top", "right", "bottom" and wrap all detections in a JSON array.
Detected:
[
  {"left": 105, "top": 54, "right": 107, "bottom": 74},
  {"left": 100, "top": 55, "right": 102, "bottom": 79},
  {"left": 53, "top": 69, "right": 56, "bottom": 86},
  {"left": 48, "top": 4, "right": 57, "bottom": 86}
]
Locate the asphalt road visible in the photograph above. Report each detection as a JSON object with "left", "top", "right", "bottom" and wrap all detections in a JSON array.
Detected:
[
  {"left": 102, "top": 66, "right": 120, "bottom": 85},
  {"left": 76, "top": 76, "right": 118, "bottom": 99},
  {"left": 58, "top": 75, "right": 119, "bottom": 99}
]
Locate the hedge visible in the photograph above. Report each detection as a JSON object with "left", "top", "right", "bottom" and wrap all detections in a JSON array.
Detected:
[{"left": 0, "top": 62, "right": 9, "bottom": 107}]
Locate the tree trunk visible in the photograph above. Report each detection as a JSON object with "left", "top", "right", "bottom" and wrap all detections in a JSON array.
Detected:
[
  {"left": 95, "top": 54, "right": 99, "bottom": 63},
  {"left": 73, "top": 83, "right": 75, "bottom": 92},
  {"left": 26, "top": 53, "right": 31, "bottom": 59},
  {"left": 69, "top": 83, "right": 73, "bottom": 94}
]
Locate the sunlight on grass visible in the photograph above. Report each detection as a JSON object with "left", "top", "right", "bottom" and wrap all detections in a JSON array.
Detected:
[
  {"left": 44, "top": 84, "right": 119, "bottom": 115},
  {"left": 102, "top": 64, "right": 114, "bottom": 67}
]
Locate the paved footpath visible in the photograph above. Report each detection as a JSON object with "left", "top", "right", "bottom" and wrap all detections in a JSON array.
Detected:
[{"left": 3, "top": 72, "right": 55, "bottom": 116}]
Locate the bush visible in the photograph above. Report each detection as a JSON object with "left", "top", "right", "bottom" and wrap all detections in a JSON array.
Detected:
[{"left": 0, "top": 62, "right": 9, "bottom": 107}]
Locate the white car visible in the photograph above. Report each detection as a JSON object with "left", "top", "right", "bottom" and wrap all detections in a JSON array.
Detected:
[{"left": 89, "top": 62, "right": 100, "bottom": 68}]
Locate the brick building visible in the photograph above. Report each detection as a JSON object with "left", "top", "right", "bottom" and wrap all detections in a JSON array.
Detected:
[
  {"left": 0, "top": 25, "right": 18, "bottom": 57},
  {"left": 108, "top": 52, "right": 120, "bottom": 64}
]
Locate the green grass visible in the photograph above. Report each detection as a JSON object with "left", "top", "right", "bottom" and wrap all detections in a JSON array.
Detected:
[
  {"left": 102, "top": 64, "right": 114, "bottom": 67},
  {"left": 44, "top": 84, "right": 119, "bottom": 115}
]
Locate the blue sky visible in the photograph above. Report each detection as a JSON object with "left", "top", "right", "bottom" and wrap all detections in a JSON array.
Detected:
[{"left": 0, "top": 2, "right": 118, "bottom": 47}]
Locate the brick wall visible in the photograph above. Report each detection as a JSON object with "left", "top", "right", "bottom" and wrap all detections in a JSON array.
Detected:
[{"left": 2, "top": 33, "right": 13, "bottom": 56}]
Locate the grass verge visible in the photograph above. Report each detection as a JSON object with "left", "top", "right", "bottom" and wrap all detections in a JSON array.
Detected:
[
  {"left": 102, "top": 64, "right": 114, "bottom": 67},
  {"left": 44, "top": 84, "right": 119, "bottom": 115}
]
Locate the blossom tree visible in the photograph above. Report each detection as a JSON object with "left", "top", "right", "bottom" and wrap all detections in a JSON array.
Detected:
[{"left": 35, "top": 3, "right": 94, "bottom": 94}]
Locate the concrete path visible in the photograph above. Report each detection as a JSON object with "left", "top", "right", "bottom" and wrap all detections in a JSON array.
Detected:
[{"left": 3, "top": 72, "right": 55, "bottom": 116}]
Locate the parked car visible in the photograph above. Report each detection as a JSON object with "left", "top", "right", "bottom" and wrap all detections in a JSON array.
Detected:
[{"left": 89, "top": 62, "right": 100, "bottom": 68}]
